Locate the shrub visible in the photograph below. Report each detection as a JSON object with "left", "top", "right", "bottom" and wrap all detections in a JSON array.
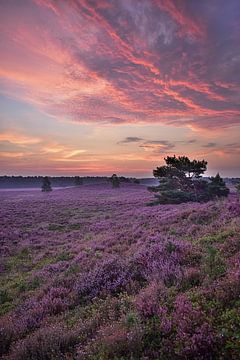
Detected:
[
  {"left": 94, "top": 322, "right": 143, "bottom": 359},
  {"left": 9, "top": 325, "right": 78, "bottom": 360},
  {"left": 41, "top": 177, "right": 52, "bottom": 192},
  {"left": 110, "top": 174, "right": 120, "bottom": 188},
  {"left": 135, "top": 282, "right": 161, "bottom": 317},
  {"left": 76, "top": 256, "right": 129, "bottom": 301},
  {"left": 207, "top": 173, "right": 229, "bottom": 199},
  {"left": 202, "top": 247, "right": 226, "bottom": 280}
]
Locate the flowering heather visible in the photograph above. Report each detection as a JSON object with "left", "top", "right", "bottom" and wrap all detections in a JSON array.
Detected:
[{"left": 0, "top": 184, "right": 240, "bottom": 359}]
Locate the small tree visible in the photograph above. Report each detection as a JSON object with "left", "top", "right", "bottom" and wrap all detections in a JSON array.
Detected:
[
  {"left": 74, "top": 176, "right": 83, "bottom": 186},
  {"left": 41, "top": 176, "right": 52, "bottom": 192},
  {"left": 110, "top": 174, "right": 120, "bottom": 188},
  {"left": 208, "top": 173, "right": 229, "bottom": 198}
]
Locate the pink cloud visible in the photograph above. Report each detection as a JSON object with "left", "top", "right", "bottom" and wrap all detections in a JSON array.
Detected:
[{"left": 0, "top": 0, "right": 239, "bottom": 133}]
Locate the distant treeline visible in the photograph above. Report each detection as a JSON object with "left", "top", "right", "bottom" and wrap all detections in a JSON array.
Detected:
[
  {"left": 0, "top": 176, "right": 140, "bottom": 188},
  {"left": 0, "top": 176, "right": 238, "bottom": 189}
]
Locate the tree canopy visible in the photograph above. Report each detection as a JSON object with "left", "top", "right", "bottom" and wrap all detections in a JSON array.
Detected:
[
  {"left": 154, "top": 155, "right": 207, "bottom": 179},
  {"left": 150, "top": 156, "right": 229, "bottom": 204},
  {"left": 41, "top": 176, "right": 52, "bottom": 192},
  {"left": 110, "top": 174, "right": 120, "bottom": 188}
]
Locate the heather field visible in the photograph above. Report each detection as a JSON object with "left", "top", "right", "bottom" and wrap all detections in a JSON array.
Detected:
[{"left": 1, "top": 184, "right": 240, "bottom": 359}]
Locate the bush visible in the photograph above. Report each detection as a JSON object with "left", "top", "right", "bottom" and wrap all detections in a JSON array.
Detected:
[
  {"left": 154, "top": 189, "right": 194, "bottom": 204},
  {"left": 207, "top": 173, "right": 229, "bottom": 198},
  {"left": 9, "top": 325, "right": 78, "bottom": 360},
  {"left": 41, "top": 177, "right": 52, "bottom": 192},
  {"left": 76, "top": 256, "right": 129, "bottom": 301}
]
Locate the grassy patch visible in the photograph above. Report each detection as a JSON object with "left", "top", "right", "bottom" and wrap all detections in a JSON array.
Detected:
[
  {"left": 202, "top": 246, "right": 226, "bottom": 280},
  {"left": 198, "top": 229, "right": 236, "bottom": 245},
  {"left": 48, "top": 224, "right": 66, "bottom": 231},
  {"left": 56, "top": 252, "right": 73, "bottom": 262}
]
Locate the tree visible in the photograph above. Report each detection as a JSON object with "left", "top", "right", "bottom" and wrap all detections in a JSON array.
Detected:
[
  {"left": 41, "top": 176, "right": 52, "bottom": 192},
  {"left": 150, "top": 156, "right": 228, "bottom": 204},
  {"left": 207, "top": 173, "right": 229, "bottom": 198},
  {"left": 164, "top": 155, "right": 207, "bottom": 178},
  {"left": 74, "top": 176, "right": 83, "bottom": 186},
  {"left": 110, "top": 174, "right": 120, "bottom": 188}
]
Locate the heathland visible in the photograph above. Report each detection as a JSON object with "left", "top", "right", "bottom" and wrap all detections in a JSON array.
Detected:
[{"left": 1, "top": 183, "right": 240, "bottom": 359}]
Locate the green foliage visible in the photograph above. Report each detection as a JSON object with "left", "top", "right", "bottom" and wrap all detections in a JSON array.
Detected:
[
  {"left": 220, "top": 306, "right": 240, "bottom": 354},
  {"left": 124, "top": 312, "right": 140, "bottom": 329},
  {"left": 166, "top": 241, "right": 177, "bottom": 253},
  {"left": 28, "top": 276, "right": 42, "bottom": 290},
  {"left": 154, "top": 189, "right": 194, "bottom": 204},
  {"left": 41, "top": 176, "right": 52, "bottom": 192},
  {"left": 164, "top": 155, "right": 207, "bottom": 178},
  {"left": 202, "top": 247, "right": 226, "bottom": 280},
  {"left": 0, "top": 289, "right": 11, "bottom": 305},
  {"left": 207, "top": 173, "right": 229, "bottom": 198},
  {"left": 153, "top": 165, "right": 185, "bottom": 179},
  {"left": 151, "top": 156, "right": 228, "bottom": 204},
  {"left": 56, "top": 252, "right": 73, "bottom": 261},
  {"left": 198, "top": 229, "right": 235, "bottom": 245}
]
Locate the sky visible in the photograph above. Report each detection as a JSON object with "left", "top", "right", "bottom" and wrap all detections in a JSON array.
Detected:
[{"left": 0, "top": 0, "right": 239, "bottom": 177}]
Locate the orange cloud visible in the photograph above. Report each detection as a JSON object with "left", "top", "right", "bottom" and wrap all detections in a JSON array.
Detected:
[{"left": 0, "top": 131, "right": 41, "bottom": 145}]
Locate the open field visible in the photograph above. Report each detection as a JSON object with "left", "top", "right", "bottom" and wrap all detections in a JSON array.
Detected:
[{"left": 1, "top": 184, "right": 240, "bottom": 359}]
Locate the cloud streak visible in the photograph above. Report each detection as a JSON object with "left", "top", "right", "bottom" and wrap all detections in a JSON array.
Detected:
[
  {"left": 118, "top": 137, "right": 143, "bottom": 144},
  {"left": 0, "top": 0, "right": 239, "bottom": 131}
]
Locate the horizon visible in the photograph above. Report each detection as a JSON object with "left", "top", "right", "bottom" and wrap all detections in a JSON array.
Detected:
[{"left": 0, "top": 0, "right": 240, "bottom": 177}]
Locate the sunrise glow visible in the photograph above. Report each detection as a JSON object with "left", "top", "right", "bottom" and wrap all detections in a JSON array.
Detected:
[{"left": 0, "top": 0, "right": 239, "bottom": 177}]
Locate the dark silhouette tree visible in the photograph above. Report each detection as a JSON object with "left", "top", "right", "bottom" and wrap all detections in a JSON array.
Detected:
[
  {"left": 150, "top": 156, "right": 228, "bottom": 204},
  {"left": 163, "top": 155, "right": 207, "bottom": 178},
  {"left": 110, "top": 174, "right": 120, "bottom": 188},
  {"left": 208, "top": 173, "right": 229, "bottom": 198},
  {"left": 74, "top": 176, "right": 83, "bottom": 186},
  {"left": 41, "top": 176, "right": 52, "bottom": 192}
]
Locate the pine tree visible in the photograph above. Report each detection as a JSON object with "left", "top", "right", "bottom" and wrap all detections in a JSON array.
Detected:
[
  {"left": 74, "top": 176, "right": 83, "bottom": 186},
  {"left": 150, "top": 156, "right": 228, "bottom": 204},
  {"left": 207, "top": 173, "right": 229, "bottom": 198},
  {"left": 110, "top": 174, "right": 120, "bottom": 188},
  {"left": 41, "top": 176, "right": 52, "bottom": 192}
]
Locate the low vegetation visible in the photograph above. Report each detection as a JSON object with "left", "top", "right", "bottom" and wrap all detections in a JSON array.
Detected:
[{"left": 0, "top": 182, "right": 240, "bottom": 359}]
